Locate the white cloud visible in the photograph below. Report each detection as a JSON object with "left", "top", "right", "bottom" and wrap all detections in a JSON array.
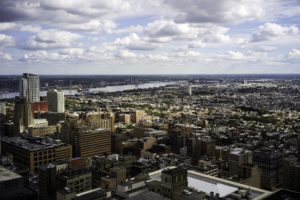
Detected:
[
  {"left": 288, "top": 48, "right": 300, "bottom": 59},
  {"left": 188, "top": 40, "right": 205, "bottom": 48},
  {"left": 227, "top": 51, "right": 247, "bottom": 60},
  {"left": 114, "top": 33, "right": 160, "bottom": 51},
  {"left": 251, "top": 22, "right": 298, "bottom": 42},
  {"left": 0, "top": 34, "right": 15, "bottom": 46},
  {"left": 19, "top": 24, "right": 41, "bottom": 32},
  {"left": 115, "top": 50, "right": 138, "bottom": 58},
  {"left": 0, "top": 50, "right": 13, "bottom": 61},
  {"left": 40, "top": 0, "right": 132, "bottom": 19},
  {"left": 0, "top": 22, "right": 17, "bottom": 30},
  {"left": 21, "top": 29, "right": 82, "bottom": 49},
  {"left": 65, "top": 20, "right": 116, "bottom": 33},
  {"left": 22, "top": 50, "right": 69, "bottom": 62},
  {"left": 163, "top": 0, "right": 266, "bottom": 24},
  {"left": 0, "top": 23, "right": 41, "bottom": 32},
  {"left": 143, "top": 20, "right": 231, "bottom": 43},
  {"left": 144, "top": 20, "right": 198, "bottom": 39}
]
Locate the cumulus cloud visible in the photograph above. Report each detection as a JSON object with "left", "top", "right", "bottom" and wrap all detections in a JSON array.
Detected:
[
  {"left": 65, "top": 20, "right": 116, "bottom": 33},
  {"left": 21, "top": 29, "right": 82, "bottom": 49},
  {"left": 0, "top": 22, "right": 41, "bottom": 32},
  {"left": 22, "top": 50, "right": 70, "bottom": 62},
  {"left": 163, "top": 0, "right": 266, "bottom": 24},
  {"left": 227, "top": 51, "right": 247, "bottom": 60},
  {"left": 288, "top": 48, "right": 300, "bottom": 59},
  {"left": 0, "top": 50, "right": 13, "bottom": 61},
  {"left": 0, "top": 34, "right": 15, "bottom": 46},
  {"left": 0, "top": 22, "right": 17, "bottom": 30},
  {"left": 188, "top": 41, "right": 205, "bottom": 48},
  {"left": 40, "top": 0, "right": 131, "bottom": 18},
  {"left": 19, "top": 24, "right": 41, "bottom": 32},
  {"left": 115, "top": 50, "right": 138, "bottom": 59},
  {"left": 251, "top": 22, "right": 298, "bottom": 42},
  {"left": 0, "top": 0, "right": 300, "bottom": 73},
  {"left": 114, "top": 33, "right": 160, "bottom": 51},
  {"left": 143, "top": 20, "right": 231, "bottom": 43}
]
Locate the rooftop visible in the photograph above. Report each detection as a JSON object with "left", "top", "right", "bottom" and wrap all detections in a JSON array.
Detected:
[
  {"left": 1, "top": 136, "right": 67, "bottom": 151},
  {"left": 162, "top": 167, "right": 187, "bottom": 176},
  {"left": 149, "top": 167, "right": 271, "bottom": 200},
  {"left": 0, "top": 165, "right": 22, "bottom": 182}
]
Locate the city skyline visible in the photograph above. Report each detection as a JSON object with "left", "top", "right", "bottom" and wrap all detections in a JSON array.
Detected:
[{"left": 0, "top": 0, "right": 300, "bottom": 75}]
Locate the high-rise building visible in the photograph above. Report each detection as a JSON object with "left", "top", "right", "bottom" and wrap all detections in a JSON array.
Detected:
[
  {"left": 14, "top": 98, "right": 33, "bottom": 134},
  {"left": 0, "top": 102, "right": 6, "bottom": 115},
  {"left": 282, "top": 157, "right": 300, "bottom": 192},
  {"left": 19, "top": 73, "right": 40, "bottom": 103},
  {"left": 47, "top": 90, "right": 65, "bottom": 113},
  {"left": 282, "top": 135, "right": 300, "bottom": 192},
  {"left": 254, "top": 149, "right": 283, "bottom": 190}
]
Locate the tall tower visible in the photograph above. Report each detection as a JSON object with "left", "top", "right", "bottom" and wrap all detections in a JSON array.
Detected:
[
  {"left": 19, "top": 73, "right": 40, "bottom": 102},
  {"left": 14, "top": 98, "right": 33, "bottom": 135},
  {"left": 297, "top": 133, "right": 300, "bottom": 162},
  {"left": 47, "top": 90, "right": 65, "bottom": 113}
]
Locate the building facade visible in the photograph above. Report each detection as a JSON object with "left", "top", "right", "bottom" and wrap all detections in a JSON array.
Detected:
[
  {"left": 47, "top": 90, "right": 65, "bottom": 113},
  {"left": 1, "top": 136, "right": 72, "bottom": 173},
  {"left": 19, "top": 73, "right": 40, "bottom": 103}
]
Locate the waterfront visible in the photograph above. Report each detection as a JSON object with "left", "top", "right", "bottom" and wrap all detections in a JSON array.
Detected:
[{"left": 0, "top": 81, "right": 176, "bottom": 99}]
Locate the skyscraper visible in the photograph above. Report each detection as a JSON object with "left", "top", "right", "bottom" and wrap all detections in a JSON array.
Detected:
[
  {"left": 47, "top": 90, "right": 65, "bottom": 113},
  {"left": 0, "top": 102, "right": 6, "bottom": 115},
  {"left": 14, "top": 97, "right": 33, "bottom": 134},
  {"left": 19, "top": 73, "right": 40, "bottom": 102}
]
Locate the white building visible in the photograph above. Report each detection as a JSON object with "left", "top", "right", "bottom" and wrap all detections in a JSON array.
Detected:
[
  {"left": 47, "top": 90, "right": 65, "bottom": 113},
  {"left": 19, "top": 73, "right": 40, "bottom": 102}
]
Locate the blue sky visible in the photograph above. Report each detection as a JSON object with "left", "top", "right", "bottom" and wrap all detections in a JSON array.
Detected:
[{"left": 0, "top": 0, "right": 299, "bottom": 74}]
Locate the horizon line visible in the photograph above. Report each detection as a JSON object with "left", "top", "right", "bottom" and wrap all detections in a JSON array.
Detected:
[{"left": 1, "top": 73, "right": 300, "bottom": 76}]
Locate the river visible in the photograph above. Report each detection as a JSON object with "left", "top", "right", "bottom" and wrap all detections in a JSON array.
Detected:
[{"left": 0, "top": 81, "right": 177, "bottom": 99}]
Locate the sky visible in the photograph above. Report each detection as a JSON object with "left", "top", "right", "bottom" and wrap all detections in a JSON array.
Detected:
[{"left": 0, "top": 0, "right": 300, "bottom": 75}]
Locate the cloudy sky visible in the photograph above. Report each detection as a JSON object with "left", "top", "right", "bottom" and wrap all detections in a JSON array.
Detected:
[{"left": 0, "top": 0, "right": 299, "bottom": 74}]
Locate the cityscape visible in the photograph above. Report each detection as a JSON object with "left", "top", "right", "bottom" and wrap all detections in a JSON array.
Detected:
[
  {"left": 0, "top": 1, "right": 300, "bottom": 200},
  {"left": 0, "top": 74, "right": 299, "bottom": 200}
]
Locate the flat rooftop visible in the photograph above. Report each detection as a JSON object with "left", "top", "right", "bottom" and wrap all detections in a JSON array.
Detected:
[
  {"left": 1, "top": 136, "right": 67, "bottom": 151},
  {"left": 149, "top": 167, "right": 271, "bottom": 200},
  {"left": 0, "top": 165, "right": 22, "bottom": 182}
]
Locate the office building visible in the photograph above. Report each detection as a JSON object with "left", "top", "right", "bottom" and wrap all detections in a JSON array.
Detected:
[
  {"left": 31, "top": 101, "right": 48, "bottom": 113},
  {"left": 85, "top": 112, "right": 115, "bottom": 133},
  {"left": 57, "top": 168, "right": 92, "bottom": 194},
  {"left": 0, "top": 102, "right": 6, "bottom": 115},
  {"left": 19, "top": 73, "right": 40, "bottom": 103},
  {"left": 72, "top": 127, "right": 111, "bottom": 159},
  {"left": 14, "top": 98, "right": 33, "bottom": 134},
  {"left": 47, "top": 90, "right": 65, "bottom": 113},
  {"left": 38, "top": 162, "right": 68, "bottom": 200},
  {"left": 228, "top": 148, "right": 253, "bottom": 178},
  {"left": 254, "top": 149, "right": 283, "bottom": 190},
  {"left": 160, "top": 167, "right": 188, "bottom": 198},
  {"left": 1, "top": 136, "right": 72, "bottom": 173},
  {"left": 196, "top": 160, "right": 219, "bottom": 177},
  {"left": 282, "top": 134, "right": 300, "bottom": 192},
  {"left": 282, "top": 157, "right": 300, "bottom": 192},
  {"left": 36, "top": 112, "right": 66, "bottom": 125}
]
